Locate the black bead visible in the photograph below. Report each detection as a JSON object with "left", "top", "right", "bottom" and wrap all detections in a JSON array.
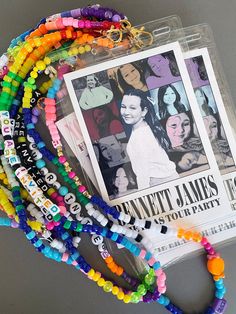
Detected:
[
  {"left": 161, "top": 226, "right": 168, "bottom": 234},
  {"left": 129, "top": 216, "right": 135, "bottom": 225},
  {"left": 144, "top": 221, "right": 151, "bottom": 229}
]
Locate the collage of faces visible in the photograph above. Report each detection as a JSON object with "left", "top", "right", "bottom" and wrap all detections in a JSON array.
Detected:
[
  {"left": 186, "top": 56, "right": 235, "bottom": 171},
  {"left": 72, "top": 51, "right": 209, "bottom": 200}
]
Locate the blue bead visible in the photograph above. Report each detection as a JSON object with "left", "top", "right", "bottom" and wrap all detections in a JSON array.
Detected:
[
  {"left": 26, "top": 231, "right": 36, "bottom": 240},
  {"left": 26, "top": 123, "right": 35, "bottom": 130},
  {"left": 59, "top": 186, "right": 69, "bottom": 196},
  {"left": 153, "top": 261, "right": 161, "bottom": 270},
  {"left": 145, "top": 251, "right": 152, "bottom": 260},
  {"left": 37, "top": 141, "right": 45, "bottom": 149},
  {"left": 36, "top": 159, "right": 46, "bottom": 169},
  {"left": 111, "top": 232, "right": 119, "bottom": 241}
]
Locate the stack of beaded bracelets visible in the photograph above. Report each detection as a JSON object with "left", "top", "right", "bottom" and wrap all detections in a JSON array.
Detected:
[{"left": 0, "top": 5, "right": 227, "bottom": 313}]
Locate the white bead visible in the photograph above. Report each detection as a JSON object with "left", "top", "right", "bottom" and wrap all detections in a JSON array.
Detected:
[
  {"left": 126, "top": 229, "right": 133, "bottom": 238},
  {"left": 98, "top": 243, "right": 106, "bottom": 252},
  {"left": 40, "top": 167, "right": 49, "bottom": 175},
  {"left": 100, "top": 217, "right": 108, "bottom": 227},
  {"left": 110, "top": 225, "right": 118, "bottom": 232},
  {"left": 85, "top": 203, "right": 94, "bottom": 210},
  {"left": 87, "top": 207, "right": 96, "bottom": 216},
  {"left": 132, "top": 230, "right": 138, "bottom": 238},
  {"left": 64, "top": 193, "right": 76, "bottom": 205},
  {"left": 92, "top": 210, "right": 100, "bottom": 219},
  {"left": 45, "top": 172, "right": 57, "bottom": 184},
  {"left": 166, "top": 227, "right": 177, "bottom": 237},
  {"left": 52, "top": 181, "right": 61, "bottom": 189},
  {"left": 91, "top": 235, "right": 103, "bottom": 245},
  {"left": 123, "top": 214, "right": 130, "bottom": 224},
  {"left": 81, "top": 217, "right": 93, "bottom": 225},
  {"left": 70, "top": 202, "right": 81, "bottom": 214},
  {"left": 27, "top": 134, "right": 35, "bottom": 143},
  {"left": 101, "top": 250, "right": 110, "bottom": 259},
  {"left": 119, "top": 212, "right": 125, "bottom": 221},
  {"left": 73, "top": 236, "right": 81, "bottom": 244},
  {"left": 139, "top": 220, "right": 146, "bottom": 228},
  {"left": 141, "top": 237, "right": 148, "bottom": 246},
  {"left": 76, "top": 213, "right": 83, "bottom": 221},
  {"left": 31, "top": 149, "right": 42, "bottom": 160},
  {"left": 97, "top": 214, "right": 104, "bottom": 222},
  {"left": 29, "top": 143, "right": 37, "bottom": 151}
]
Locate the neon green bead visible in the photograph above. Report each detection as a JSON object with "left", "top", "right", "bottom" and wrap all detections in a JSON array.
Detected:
[
  {"left": 130, "top": 292, "right": 140, "bottom": 303},
  {"left": 137, "top": 284, "right": 147, "bottom": 296},
  {"left": 144, "top": 274, "right": 155, "bottom": 286},
  {"left": 103, "top": 281, "right": 113, "bottom": 292}
]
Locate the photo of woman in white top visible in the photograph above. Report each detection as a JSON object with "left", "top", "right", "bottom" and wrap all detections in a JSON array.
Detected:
[
  {"left": 79, "top": 74, "right": 113, "bottom": 110},
  {"left": 120, "top": 89, "right": 179, "bottom": 190}
]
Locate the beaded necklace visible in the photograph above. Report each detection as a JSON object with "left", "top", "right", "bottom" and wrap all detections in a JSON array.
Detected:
[{"left": 0, "top": 5, "right": 227, "bottom": 313}]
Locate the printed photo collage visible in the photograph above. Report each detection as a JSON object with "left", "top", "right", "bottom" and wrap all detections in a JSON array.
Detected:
[
  {"left": 72, "top": 51, "right": 210, "bottom": 200},
  {"left": 186, "top": 56, "right": 235, "bottom": 172}
]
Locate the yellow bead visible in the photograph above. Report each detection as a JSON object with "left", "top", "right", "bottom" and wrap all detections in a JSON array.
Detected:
[
  {"left": 87, "top": 269, "right": 95, "bottom": 278},
  {"left": 92, "top": 272, "right": 101, "bottom": 282},
  {"left": 123, "top": 295, "right": 131, "bottom": 303},
  {"left": 47, "top": 188, "right": 55, "bottom": 196},
  {"left": 30, "top": 71, "right": 38, "bottom": 79},
  {"left": 44, "top": 57, "right": 51, "bottom": 65},
  {"left": 177, "top": 228, "right": 185, "bottom": 238},
  {"left": 78, "top": 46, "right": 85, "bottom": 54},
  {"left": 112, "top": 286, "right": 119, "bottom": 295},
  {"left": 85, "top": 45, "right": 91, "bottom": 52},
  {"left": 3, "top": 178, "right": 8, "bottom": 185},
  {"left": 36, "top": 61, "right": 46, "bottom": 71},
  {"left": 97, "top": 278, "right": 105, "bottom": 287},
  {"left": 117, "top": 291, "right": 125, "bottom": 300},
  {"left": 20, "top": 189, "right": 28, "bottom": 199}
]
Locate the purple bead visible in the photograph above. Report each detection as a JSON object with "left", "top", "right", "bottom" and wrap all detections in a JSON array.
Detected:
[
  {"left": 143, "top": 292, "right": 152, "bottom": 303},
  {"left": 112, "top": 14, "right": 121, "bottom": 22},
  {"left": 212, "top": 298, "right": 227, "bottom": 313},
  {"left": 105, "top": 10, "right": 113, "bottom": 19},
  {"left": 31, "top": 116, "right": 38, "bottom": 124},
  {"left": 71, "top": 8, "right": 81, "bottom": 18},
  {"left": 32, "top": 107, "right": 40, "bottom": 116}
]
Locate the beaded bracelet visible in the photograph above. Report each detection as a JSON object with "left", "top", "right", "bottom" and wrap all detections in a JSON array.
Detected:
[{"left": 0, "top": 5, "right": 228, "bottom": 313}]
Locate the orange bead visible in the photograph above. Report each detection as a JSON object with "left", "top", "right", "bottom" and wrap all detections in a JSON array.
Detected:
[
  {"left": 192, "top": 232, "right": 202, "bottom": 242},
  {"left": 184, "top": 231, "right": 193, "bottom": 241},
  {"left": 38, "top": 24, "right": 48, "bottom": 35},
  {"left": 177, "top": 228, "right": 185, "bottom": 238},
  {"left": 207, "top": 257, "right": 225, "bottom": 276},
  {"left": 116, "top": 267, "right": 123, "bottom": 276},
  {"left": 105, "top": 256, "right": 113, "bottom": 264}
]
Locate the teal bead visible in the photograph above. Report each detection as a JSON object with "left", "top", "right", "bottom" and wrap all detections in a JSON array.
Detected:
[
  {"left": 26, "top": 230, "right": 36, "bottom": 240},
  {"left": 36, "top": 159, "right": 46, "bottom": 169},
  {"left": 59, "top": 186, "right": 69, "bottom": 196},
  {"left": 37, "top": 141, "right": 45, "bottom": 149}
]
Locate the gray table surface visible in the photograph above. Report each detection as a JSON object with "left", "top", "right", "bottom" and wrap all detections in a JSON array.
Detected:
[{"left": 0, "top": 1, "right": 236, "bottom": 313}]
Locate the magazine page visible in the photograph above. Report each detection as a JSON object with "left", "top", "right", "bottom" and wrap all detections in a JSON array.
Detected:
[{"left": 64, "top": 42, "right": 233, "bottom": 263}]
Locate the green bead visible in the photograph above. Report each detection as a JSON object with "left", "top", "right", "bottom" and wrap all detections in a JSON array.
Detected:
[
  {"left": 53, "top": 213, "right": 61, "bottom": 222},
  {"left": 76, "top": 223, "right": 83, "bottom": 232},
  {"left": 130, "top": 292, "right": 140, "bottom": 303},
  {"left": 137, "top": 284, "right": 147, "bottom": 296},
  {"left": 144, "top": 274, "right": 155, "bottom": 286},
  {"left": 63, "top": 220, "right": 72, "bottom": 229},
  {"left": 149, "top": 268, "right": 155, "bottom": 276},
  {"left": 103, "top": 281, "right": 113, "bottom": 292}
]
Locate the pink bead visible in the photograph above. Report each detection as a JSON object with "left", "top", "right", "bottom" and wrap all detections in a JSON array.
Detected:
[
  {"left": 11, "top": 221, "right": 19, "bottom": 228},
  {"left": 45, "top": 106, "right": 56, "bottom": 114},
  {"left": 78, "top": 185, "right": 86, "bottom": 193},
  {"left": 155, "top": 268, "right": 163, "bottom": 276},
  {"left": 148, "top": 257, "right": 156, "bottom": 266},
  {"left": 56, "top": 195, "right": 63, "bottom": 202},
  {"left": 85, "top": 20, "right": 91, "bottom": 28},
  {"left": 78, "top": 20, "right": 85, "bottom": 28},
  {"left": 51, "top": 134, "right": 60, "bottom": 141},
  {"left": 68, "top": 17, "right": 74, "bottom": 26},
  {"left": 58, "top": 202, "right": 65, "bottom": 207},
  {"left": 201, "top": 237, "right": 208, "bottom": 245},
  {"left": 158, "top": 286, "right": 166, "bottom": 294},
  {"left": 72, "top": 260, "right": 78, "bottom": 266},
  {"left": 46, "top": 222, "right": 54, "bottom": 230},
  {"left": 45, "top": 98, "right": 55, "bottom": 106},
  {"left": 158, "top": 272, "right": 166, "bottom": 282},
  {"left": 59, "top": 206, "right": 67, "bottom": 215},
  {"left": 73, "top": 19, "right": 79, "bottom": 28},
  {"left": 59, "top": 156, "right": 67, "bottom": 164},
  {"left": 54, "top": 221, "right": 60, "bottom": 227},
  {"left": 56, "top": 18, "right": 65, "bottom": 29},
  {"left": 62, "top": 253, "right": 69, "bottom": 262},
  {"left": 157, "top": 280, "right": 166, "bottom": 288},
  {"left": 139, "top": 249, "right": 146, "bottom": 259},
  {"left": 45, "top": 112, "right": 56, "bottom": 121},
  {"left": 68, "top": 171, "right": 76, "bottom": 179},
  {"left": 209, "top": 248, "right": 215, "bottom": 255},
  {"left": 205, "top": 243, "right": 211, "bottom": 250}
]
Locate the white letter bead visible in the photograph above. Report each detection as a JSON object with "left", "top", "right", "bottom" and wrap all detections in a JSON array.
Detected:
[
  {"left": 40, "top": 167, "right": 49, "bottom": 175},
  {"left": 91, "top": 235, "right": 103, "bottom": 245},
  {"left": 69, "top": 202, "right": 81, "bottom": 214},
  {"left": 4, "top": 140, "right": 14, "bottom": 149},
  {"left": 64, "top": 193, "right": 76, "bottom": 205},
  {"left": 75, "top": 213, "right": 83, "bottom": 221},
  {"left": 98, "top": 243, "right": 106, "bottom": 252},
  {"left": 45, "top": 172, "right": 57, "bottom": 184},
  {"left": 9, "top": 155, "right": 21, "bottom": 166},
  {"left": 31, "top": 149, "right": 42, "bottom": 160},
  {"left": 81, "top": 217, "right": 93, "bottom": 225},
  {"left": 15, "top": 166, "right": 28, "bottom": 179}
]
